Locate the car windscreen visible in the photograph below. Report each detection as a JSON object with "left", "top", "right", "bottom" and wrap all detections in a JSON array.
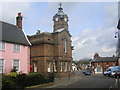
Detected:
[
  {"left": 111, "top": 67, "right": 119, "bottom": 71},
  {"left": 118, "top": 66, "right": 120, "bottom": 71}
]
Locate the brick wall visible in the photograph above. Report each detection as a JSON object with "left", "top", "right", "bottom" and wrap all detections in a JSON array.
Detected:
[{"left": 92, "top": 61, "right": 118, "bottom": 73}]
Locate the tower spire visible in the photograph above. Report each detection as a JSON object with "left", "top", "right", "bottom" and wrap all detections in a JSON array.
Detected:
[
  {"left": 53, "top": 3, "right": 68, "bottom": 32},
  {"left": 59, "top": 3, "right": 62, "bottom": 8},
  {"left": 58, "top": 3, "right": 63, "bottom": 11}
]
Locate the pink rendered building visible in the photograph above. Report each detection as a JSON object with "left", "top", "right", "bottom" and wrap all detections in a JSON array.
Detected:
[{"left": 0, "top": 13, "right": 31, "bottom": 74}]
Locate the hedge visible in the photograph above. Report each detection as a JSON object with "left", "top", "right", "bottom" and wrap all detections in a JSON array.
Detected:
[{"left": 2, "top": 72, "right": 55, "bottom": 89}]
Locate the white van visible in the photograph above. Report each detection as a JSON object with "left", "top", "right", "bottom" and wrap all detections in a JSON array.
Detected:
[{"left": 103, "top": 66, "right": 120, "bottom": 77}]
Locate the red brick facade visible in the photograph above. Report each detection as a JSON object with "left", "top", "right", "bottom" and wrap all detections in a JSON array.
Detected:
[
  {"left": 91, "top": 53, "right": 118, "bottom": 74},
  {"left": 27, "top": 5, "right": 74, "bottom": 77}
]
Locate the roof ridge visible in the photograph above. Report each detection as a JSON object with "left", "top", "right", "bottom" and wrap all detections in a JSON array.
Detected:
[{"left": 0, "top": 21, "right": 22, "bottom": 30}]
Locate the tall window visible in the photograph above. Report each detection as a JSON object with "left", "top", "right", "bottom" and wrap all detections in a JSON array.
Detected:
[
  {"left": 33, "top": 62, "right": 37, "bottom": 72},
  {"left": 64, "top": 39, "right": 67, "bottom": 53},
  {"left": 64, "top": 62, "right": 67, "bottom": 72},
  {"left": 13, "top": 59, "right": 19, "bottom": 71},
  {"left": 47, "top": 62, "right": 51, "bottom": 72},
  {"left": 0, "top": 59, "right": 4, "bottom": 73},
  {"left": 0, "top": 41, "right": 5, "bottom": 50},
  {"left": 97, "top": 67, "right": 102, "bottom": 72},
  {"left": 60, "top": 62, "right": 63, "bottom": 72},
  {"left": 13, "top": 44, "right": 20, "bottom": 52}
]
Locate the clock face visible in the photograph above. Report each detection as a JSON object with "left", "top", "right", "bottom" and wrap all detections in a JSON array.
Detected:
[
  {"left": 55, "top": 17, "right": 58, "bottom": 21},
  {"left": 64, "top": 18, "right": 67, "bottom": 21}
]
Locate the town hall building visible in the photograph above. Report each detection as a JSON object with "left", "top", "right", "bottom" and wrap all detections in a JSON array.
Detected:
[{"left": 28, "top": 4, "right": 74, "bottom": 77}]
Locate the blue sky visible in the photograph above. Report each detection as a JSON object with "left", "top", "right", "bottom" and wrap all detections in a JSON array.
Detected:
[{"left": 1, "top": 2, "right": 119, "bottom": 60}]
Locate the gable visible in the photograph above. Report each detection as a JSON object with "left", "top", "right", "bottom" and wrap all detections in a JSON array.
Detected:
[{"left": 0, "top": 21, "right": 31, "bottom": 46}]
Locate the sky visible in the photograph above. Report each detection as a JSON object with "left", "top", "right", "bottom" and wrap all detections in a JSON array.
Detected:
[{"left": 0, "top": 1, "right": 119, "bottom": 60}]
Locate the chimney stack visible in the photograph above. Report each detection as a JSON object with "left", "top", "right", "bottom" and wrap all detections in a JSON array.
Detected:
[
  {"left": 16, "top": 12, "right": 23, "bottom": 29},
  {"left": 94, "top": 52, "right": 100, "bottom": 59}
]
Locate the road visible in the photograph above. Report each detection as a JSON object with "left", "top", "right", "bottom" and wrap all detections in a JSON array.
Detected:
[{"left": 64, "top": 71, "right": 116, "bottom": 88}]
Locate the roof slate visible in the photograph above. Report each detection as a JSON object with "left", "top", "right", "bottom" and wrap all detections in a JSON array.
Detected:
[
  {"left": 91, "top": 57, "right": 118, "bottom": 62},
  {"left": 0, "top": 21, "right": 30, "bottom": 46}
]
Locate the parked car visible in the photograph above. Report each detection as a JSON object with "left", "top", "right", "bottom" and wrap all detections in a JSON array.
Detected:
[
  {"left": 103, "top": 66, "right": 120, "bottom": 77},
  {"left": 103, "top": 69, "right": 111, "bottom": 76},
  {"left": 83, "top": 69, "right": 91, "bottom": 75}
]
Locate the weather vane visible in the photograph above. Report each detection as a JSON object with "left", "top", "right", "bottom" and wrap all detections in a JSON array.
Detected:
[{"left": 59, "top": 3, "right": 62, "bottom": 7}]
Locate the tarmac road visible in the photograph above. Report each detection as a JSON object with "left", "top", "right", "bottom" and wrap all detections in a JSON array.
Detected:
[{"left": 64, "top": 71, "right": 117, "bottom": 88}]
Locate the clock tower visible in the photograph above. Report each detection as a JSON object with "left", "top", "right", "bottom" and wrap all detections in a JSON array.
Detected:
[{"left": 53, "top": 3, "right": 69, "bottom": 32}]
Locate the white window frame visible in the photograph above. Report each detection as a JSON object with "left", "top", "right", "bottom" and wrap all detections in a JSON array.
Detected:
[
  {"left": 33, "top": 62, "right": 37, "bottom": 72},
  {"left": 0, "top": 59, "right": 4, "bottom": 73},
  {"left": 13, "top": 44, "right": 20, "bottom": 52},
  {"left": 12, "top": 59, "right": 20, "bottom": 72},
  {"left": 64, "top": 62, "right": 67, "bottom": 72},
  {"left": 68, "top": 63, "right": 71, "bottom": 72},
  {"left": 60, "top": 62, "right": 62, "bottom": 72},
  {"left": 53, "top": 62, "right": 56, "bottom": 72},
  {"left": 47, "top": 62, "right": 51, "bottom": 72},
  {"left": 96, "top": 67, "right": 102, "bottom": 72},
  {"left": 0, "top": 41, "right": 5, "bottom": 51}
]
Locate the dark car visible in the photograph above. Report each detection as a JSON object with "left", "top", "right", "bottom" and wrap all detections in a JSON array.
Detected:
[
  {"left": 84, "top": 71, "right": 91, "bottom": 75},
  {"left": 83, "top": 69, "right": 91, "bottom": 75}
]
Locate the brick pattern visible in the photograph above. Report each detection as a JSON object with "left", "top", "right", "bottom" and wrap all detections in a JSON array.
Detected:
[
  {"left": 92, "top": 61, "right": 118, "bottom": 73},
  {"left": 28, "top": 6, "right": 73, "bottom": 77}
]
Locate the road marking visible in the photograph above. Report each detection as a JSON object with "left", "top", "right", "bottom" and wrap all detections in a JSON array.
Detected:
[
  {"left": 109, "top": 85, "right": 112, "bottom": 90},
  {"left": 115, "top": 78, "right": 118, "bottom": 86}
]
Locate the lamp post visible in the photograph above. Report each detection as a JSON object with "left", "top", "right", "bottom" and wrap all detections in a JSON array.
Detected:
[
  {"left": 115, "top": 31, "right": 120, "bottom": 88},
  {"left": 115, "top": 31, "right": 120, "bottom": 57}
]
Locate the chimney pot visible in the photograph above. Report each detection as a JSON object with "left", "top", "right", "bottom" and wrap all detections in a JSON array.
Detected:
[{"left": 18, "top": 12, "right": 21, "bottom": 16}]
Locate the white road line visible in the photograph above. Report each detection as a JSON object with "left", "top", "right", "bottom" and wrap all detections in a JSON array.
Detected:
[
  {"left": 115, "top": 78, "right": 118, "bottom": 86},
  {"left": 109, "top": 85, "right": 112, "bottom": 90}
]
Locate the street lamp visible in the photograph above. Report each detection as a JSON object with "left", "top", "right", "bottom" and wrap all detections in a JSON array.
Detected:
[
  {"left": 115, "top": 31, "right": 120, "bottom": 57},
  {"left": 115, "top": 31, "right": 120, "bottom": 88}
]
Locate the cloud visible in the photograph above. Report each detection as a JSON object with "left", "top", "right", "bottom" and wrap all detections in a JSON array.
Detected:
[
  {"left": 1, "top": 2, "right": 31, "bottom": 24},
  {"left": 1, "top": 2, "right": 118, "bottom": 60},
  {"left": 72, "top": 3, "right": 118, "bottom": 60}
]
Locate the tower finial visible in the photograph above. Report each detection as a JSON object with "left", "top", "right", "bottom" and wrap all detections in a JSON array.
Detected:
[
  {"left": 59, "top": 3, "right": 62, "bottom": 8},
  {"left": 58, "top": 3, "right": 63, "bottom": 11}
]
